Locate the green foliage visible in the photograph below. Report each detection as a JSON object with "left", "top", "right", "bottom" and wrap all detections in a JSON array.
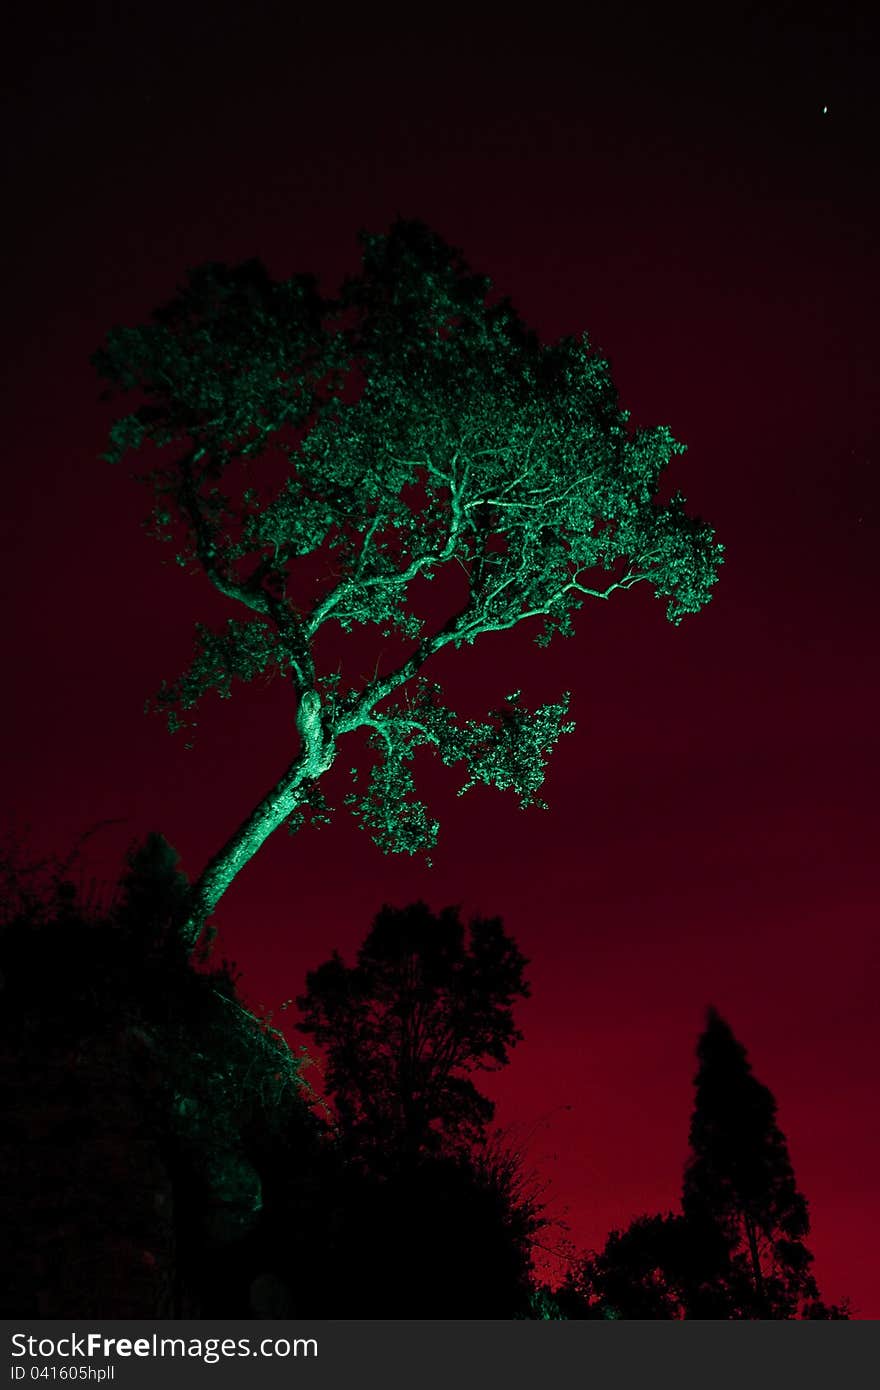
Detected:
[
  {"left": 521, "top": 1286, "right": 569, "bottom": 1319},
  {"left": 94, "top": 220, "right": 723, "bottom": 934},
  {"left": 444, "top": 690, "right": 575, "bottom": 807},
  {"left": 344, "top": 727, "right": 441, "bottom": 857},
  {"left": 149, "top": 618, "right": 286, "bottom": 733},
  {"left": 94, "top": 260, "right": 329, "bottom": 463},
  {"left": 343, "top": 682, "right": 574, "bottom": 856}
]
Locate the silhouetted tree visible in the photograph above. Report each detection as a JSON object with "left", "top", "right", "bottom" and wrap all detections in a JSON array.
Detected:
[
  {"left": 115, "top": 831, "right": 190, "bottom": 939},
  {"left": 94, "top": 219, "right": 722, "bottom": 948},
  {"left": 556, "top": 1212, "right": 734, "bottom": 1319},
  {"left": 561, "top": 1215, "right": 689, "bottom": 1319},
  {"left": 553, "top": 1008, "right": 850, "bottom": 1319},
  {"left": 290, "top": 1139, "right": 544, "bottom": 1318},
  {"left": 288, "top": 901, "right": 543, "bottom": 1315},
  {"left": 681, "top": 1007, "right": 831, "bottom": 1318},
  {"left": 0, "top": 834, "right": 323, "bottom": 1318},
  {"left": 297, "top": 901, "right": 529, "bottom": 1168}
]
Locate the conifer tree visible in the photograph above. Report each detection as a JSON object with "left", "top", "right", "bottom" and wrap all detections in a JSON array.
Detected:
[
  {"left": 682, "top": 1007, "right": 822, "bottom": 1318},
  {"left": 553, "top": 1008, "right": 849, "bottom": 1319}
]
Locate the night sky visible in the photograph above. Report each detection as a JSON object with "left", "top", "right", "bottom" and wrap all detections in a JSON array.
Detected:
[{"left": 4, "top": 2, "right": 878, "bottom": 1314}]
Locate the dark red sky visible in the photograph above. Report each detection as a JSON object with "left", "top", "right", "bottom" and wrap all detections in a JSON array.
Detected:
[{"left": 3, "top": 2, "right": 878, "bottom": 1314}]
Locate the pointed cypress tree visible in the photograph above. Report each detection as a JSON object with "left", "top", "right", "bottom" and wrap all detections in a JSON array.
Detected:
[
  {"left": 682, "top": 1007, "right": 821, "bottom": 1318},
  {"left": 552, "top": 1008, "right": 848, "bottom": 1320}
]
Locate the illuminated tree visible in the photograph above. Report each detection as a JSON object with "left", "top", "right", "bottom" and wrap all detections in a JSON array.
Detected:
[
  {"left": 94, "top": 220, "right": 723, "bottom": 947},
  {"left": 296, "top": 900, "right": 529, "bottom": 1167}
]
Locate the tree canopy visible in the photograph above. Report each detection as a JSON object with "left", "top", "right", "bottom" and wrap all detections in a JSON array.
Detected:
[
  {"left": 94, "top": 219, "right": 723, "bottom": 945},
  {"left": 296, "top": 900, "right": 529, "bottom": 1168}
]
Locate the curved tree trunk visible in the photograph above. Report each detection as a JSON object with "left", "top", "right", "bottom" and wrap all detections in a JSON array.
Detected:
[{"left": 180, "top": 691, "right": 334, "bottom": 950}]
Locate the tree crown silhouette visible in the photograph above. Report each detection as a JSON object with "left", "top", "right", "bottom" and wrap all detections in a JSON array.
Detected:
[{"left": 296, "top": 900, "right": 529, "bottom": 1166}]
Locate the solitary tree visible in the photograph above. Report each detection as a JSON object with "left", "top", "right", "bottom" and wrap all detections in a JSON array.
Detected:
[
  {"left": 296, "top": 901, "right": 529, "bottom": 1167},
  {"left": 93, "top": 220, "right": 723, "bottom": 947},
  {"left": 682, "top": 1008, "right": 828, "bottom": 1318}
]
